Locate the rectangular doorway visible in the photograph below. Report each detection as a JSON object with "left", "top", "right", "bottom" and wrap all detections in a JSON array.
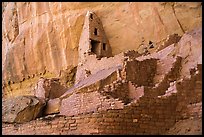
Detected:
[{"left": 90, "top": 39, "right": 101, "bottom": 56}]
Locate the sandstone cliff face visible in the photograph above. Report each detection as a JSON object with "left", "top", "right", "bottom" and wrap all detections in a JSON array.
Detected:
[{"left": 2, "top": 2, "right": 202, "bottom": 98}]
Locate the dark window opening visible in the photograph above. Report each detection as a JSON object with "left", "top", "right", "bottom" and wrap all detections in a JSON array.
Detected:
[
  {"left": 90, "top": 40, "right": 100, "bottom": 55},
  {"left": 90, "top": 14, "right": 93, "bottom": 19},
  {"left": 103, "top": 43, "right": 106, "bottom": 50},
  {"left": 149, "top": 40, "right": 154, "bottom": 48},
  {"left": 94, "top": 28, "right": 98, "bottom": 35}
]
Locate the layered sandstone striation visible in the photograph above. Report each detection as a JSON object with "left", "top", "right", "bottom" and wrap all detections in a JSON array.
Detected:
[
  {"left": 2, "top": 2, "right": 202, "bottom": 98},
  {"left": 2, "top": 2, "right": 202, "bottom": 135}
]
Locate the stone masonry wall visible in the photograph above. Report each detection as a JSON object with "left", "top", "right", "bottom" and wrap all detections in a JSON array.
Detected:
[
  {"left": 2, "top": 93, "right": 177, "bottom": 135},
  {"left": 60, "top": 90, "right": 124, "bottom": 116},
  {"left": 125, "top": 58, "right": 157, "bottom": 87},
  {"left": 2, "top": 65, "right": 201, "bottom": 135},
  {"left": 0, "top": 93, "right": 182, "bottom": 135},
  {"left": 175, "top": 64, "right": 202, "bottom": 119}
]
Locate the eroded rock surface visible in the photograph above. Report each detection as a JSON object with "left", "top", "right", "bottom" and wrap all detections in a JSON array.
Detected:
[
  {"left": 2, "top": 96, "right": 46, "bottom": 123},
  {"left": 34, "top": 77, "right": 68, "bottom": 99},
  {"left": 44, "top": 98, "right": 61, "bottom": 115},
  {"left": 2, "top": 3, "right": 202, "bottom": 135},
  {"left": 2, "top": 2, "right": 202, "bottom": 99}
]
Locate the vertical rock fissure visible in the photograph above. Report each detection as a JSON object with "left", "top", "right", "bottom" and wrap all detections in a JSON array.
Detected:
[{"left": 171, "top": 4, "right": 185, "bottom": 34}]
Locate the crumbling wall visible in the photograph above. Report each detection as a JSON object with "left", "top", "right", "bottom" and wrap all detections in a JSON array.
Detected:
[
  {"left": 60, "top": 90, "right": 124, "bottom": 116},
  {"left": 1, "top": 93, "right": 177, "bottom": 135},
  {"left": 100, "top": 79, "right": 130, "bottom": 104},
  {"left": 156, "top": 34, "right": 181, "bottom": 52},
  {"left": 3, "top": 83, "right": 201, "bottom": 135},
  {"left": 2, "top": 2, "right": 202, "bottom": 99},
  {"left": 125, "top": 58, "right": 157, "bottom": 87},
  {"left": 175, "top": 64, "right": 202, "bottom": 119},
  {"left": 60, "top": 71, "right": 124, "bottom": 116},
  {"left": 2, "top": 10, "right": 202, "bottom": 135},
  {"left": 2, "top": 115, "right": 99, "bottom": 135},
  {"left": 3, "top": 73, "right": 201, "bottom": 135}
]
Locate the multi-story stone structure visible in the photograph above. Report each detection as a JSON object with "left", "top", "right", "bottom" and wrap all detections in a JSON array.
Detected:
[{"left": 2, "top": 11, "right": 202, "bottom": 135}]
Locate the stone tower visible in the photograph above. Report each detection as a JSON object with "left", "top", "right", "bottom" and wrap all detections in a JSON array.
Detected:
[
  {"left": 75, "top": 11, "right": 113, "bottom": 83},
  {"left": 78, "top": 11, "right": 112, "bottom": 62}
]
